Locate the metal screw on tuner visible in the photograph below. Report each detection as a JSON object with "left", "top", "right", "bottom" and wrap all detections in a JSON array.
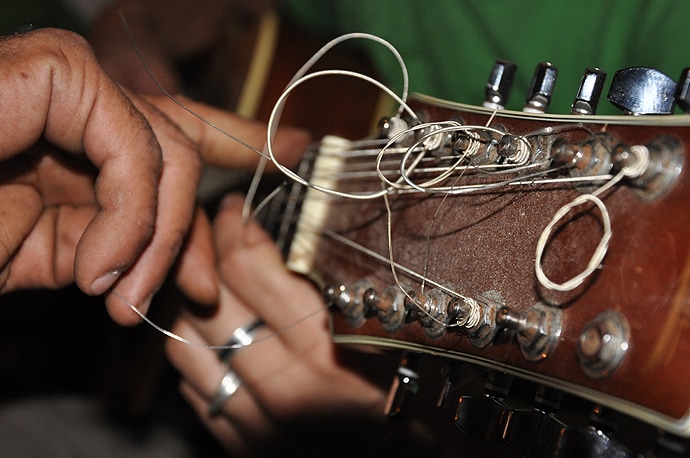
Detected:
[
  {"left": 495, "top": 303, "right": 562, "bottom": 362},
  {"left": 577, "top": 310, "right": 630, "bottom": 380}
]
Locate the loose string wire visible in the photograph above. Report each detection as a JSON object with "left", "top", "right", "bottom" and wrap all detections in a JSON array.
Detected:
[
  {"left": 264, "top": 69, "right": 418, "bottom": 200},
  {"left": 113, "top": 291, "right": 328, "bottom": 352},
  {"left": 246, "top": 32, "right": 415, "bottom": 215},
  {"left": 534, "top": 144, "right": 650, "bottom": 291}
]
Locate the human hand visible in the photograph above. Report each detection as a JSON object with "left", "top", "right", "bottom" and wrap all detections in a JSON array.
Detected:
[
  {"left": 0, "top": 28, "right": 309, "bottom": 325},
  {"left": 166, "top": 195, "right": 394, "bottom": 456}
]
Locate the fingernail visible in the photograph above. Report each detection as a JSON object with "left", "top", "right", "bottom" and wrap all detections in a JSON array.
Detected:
[{"left": 91, "top": 271, "right": 121, "bottom": 296}]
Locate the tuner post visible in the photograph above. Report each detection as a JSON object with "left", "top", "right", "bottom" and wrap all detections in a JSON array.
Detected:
[
  {"left": 524, "top": 62, "right": 558, "bottom": 113},
  {"left": 326, "top": 279, "right": 374, "bottom": 328},
  {"left": 364, "top": 285, "right": 407, "bottom": 333},
  {"left": 484, "top": 60, "right": 517, "bottom": 110},
  {"left": 496, "top": 303, "right": 562, "bottom": 362},
  {"left": 571, "top": 67, "right": 607, "bottom": 115},
  {"left": 550, "top": 135, "right": 614, "bottom": 190},
  {"left": 611, "top": 135, "right": 684, "bottom": 200}
]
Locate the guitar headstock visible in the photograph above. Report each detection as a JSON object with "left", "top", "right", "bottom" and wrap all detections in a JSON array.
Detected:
[{"left": 276, "top": 61, "right": 690, "bottom": 454}]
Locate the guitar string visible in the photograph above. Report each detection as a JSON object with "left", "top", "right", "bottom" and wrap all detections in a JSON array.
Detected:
[
  {"left": 113, "top": 290, "right": 329, "bottom": 350},
  {"left": 382, "top": 119, "right": 492, "bottom": 325},
  {"left": 250, "top": 37, "right": 487, "bottom": 328},
  {"left": 115, "top": 19, "right": 651, "bottom": 347},
  {"left": 294, "top": 119, "right": 640, "bottom": 326},
  {"left": 305, "top": 125, "right": 617, "bottom": 192}
]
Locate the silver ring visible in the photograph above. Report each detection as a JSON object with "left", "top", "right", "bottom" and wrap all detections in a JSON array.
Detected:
[
  {"left": 217, "top": 318, "right": 264, "bottom": 363},
  {"left": 208, "top": 369, "right": 241, "bottom": 416}
]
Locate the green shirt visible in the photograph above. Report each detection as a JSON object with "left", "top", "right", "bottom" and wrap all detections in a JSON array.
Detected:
[{"left": 282, "top": 0, "right": 690, "bottom": 114}]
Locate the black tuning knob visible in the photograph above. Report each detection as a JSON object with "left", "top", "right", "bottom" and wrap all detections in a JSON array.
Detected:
[
  {"left": 455, "top": 372, "right": 517, "bottom": 441},
  {"left": 607, "top": 67, "right": 677, "bottom": 115},
  {"left": 524, "top": 62, "right": 558, "bottom": 113},
  {"left": 484, "top": 60, "right": 517, "bottom": 110},
  {"left": 571, "top": 68, "right": 607, "bottom": 115}
]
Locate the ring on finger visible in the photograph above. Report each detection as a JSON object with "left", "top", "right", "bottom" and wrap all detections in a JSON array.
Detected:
[
  {"left": 208, "top": 369, "right": 241, "bottom": 416},
  {"left": 217, "top": 318, "right": 264, "bottom": 363}
]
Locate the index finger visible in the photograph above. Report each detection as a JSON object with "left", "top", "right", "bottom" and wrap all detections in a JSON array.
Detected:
[{"left": 146, "top": 95, "right": 311, "bottom": 170}]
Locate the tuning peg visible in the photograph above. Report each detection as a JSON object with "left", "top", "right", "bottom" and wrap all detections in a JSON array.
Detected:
[
  {"left": 571, "top": 68, "right": 607, "bottom": 115},
  {"left": 436, "top": 363, "right": 466, "bottom": 408},
  {"left": 504, "top": 386, "right": 565, "bottom": 456},
  {"left": 675, "top": 67, "right": 690, "bottom": 113},
  {"left": 455, "top": 371, "right": 516, "bottom": 441},
  {"left": 524, "top": 62, "right": 558, "bottom": 113},
  {"left": 495, "top": 303, "right": 562, "bottom": 362},
  {"left": 607, "top": 67, "right": 677, "bottom": 115},
  {"left": 484, "top": 60, "right": 517, "bottom": 110},
  {"left": 455, "top": 394, "right": 517, "bottom": 442},
  {"left": 363, "top": 286, "right": 407, "bottom": 333},
  {"left": 324, "top": 279, "right": 373, "bottom": 328}
]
